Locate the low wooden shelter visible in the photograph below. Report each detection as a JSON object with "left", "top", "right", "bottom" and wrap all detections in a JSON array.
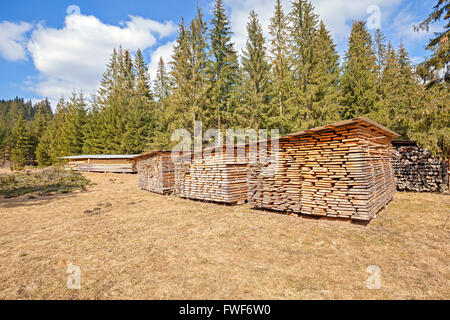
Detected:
[
  {"left": 132, "top": 151, "right": 176, "bottom": 194},
  {"left": 248, "top": 117, "right": 400, "bottom": 221},
  {"left": 61, "top": 155, "right": 138, "bottom": 173}
]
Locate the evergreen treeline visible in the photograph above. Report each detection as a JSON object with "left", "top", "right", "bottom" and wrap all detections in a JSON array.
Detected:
[{"left": 2, "top": 0, "right": 449, "bottom": 170}]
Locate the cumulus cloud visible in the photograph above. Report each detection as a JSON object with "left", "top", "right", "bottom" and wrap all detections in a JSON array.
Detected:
[
  {"left": 148, "top": 40, "right": 175, "bottom": 81},
  {"left": 0, "top": 21, "right": 33, "bottom": 61},
  {"left": 25, "top": 12, "right": 176, "bottom": 103}
]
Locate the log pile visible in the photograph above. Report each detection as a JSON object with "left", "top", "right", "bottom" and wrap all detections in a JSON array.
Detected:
[
  {"left": 134, "top": 151, "right": 175, "bottom": 194},
  {"left": 392, "top": 144, "right": 449, "bottom": 192},
  {"left": 175, "top": 147, "right": 249, "bottom": 204},
  {"left": 248, "top": 118, "right": 399, "bottom": 221}
]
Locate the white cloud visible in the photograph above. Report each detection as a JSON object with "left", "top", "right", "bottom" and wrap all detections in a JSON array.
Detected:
[
  {"left": 391, "top": 8, "right": 443, "bottom": 44},
  {"left": 0, "top": 21, "right": 32, "bottom": 61},
  {"left": 25, "top": 12, "right": 176, "bottom": 104},
  {"left": 148, "top": 40, "right": 175, "bottom": 82}
]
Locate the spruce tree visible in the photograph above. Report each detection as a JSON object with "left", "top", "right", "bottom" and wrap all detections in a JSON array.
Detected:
[
  {"left": 99, "top": 47, "right": 133, "bottom": 153},
  {"left": 340, "top": 20, "right": 378, "bottom": 119},
  {"left": 288, "top": 0, "right": 340, "bottom": 129},
  {"left": 0, "top": 119, "right": 7, "bottom": 165},
  {"left": 121, "top": 48, "right": 154, "bottom": 153},
  {"left": 151, "top": 57, "right": 172, "bottom": 149},
  {"left": 310, "top": 20, "right": 341, "bottom": 127},
  {"left": 268, "top": 0, "right": 292, "bottom": 133},
  {"left": 46, "top": 97, "right": 68, "bottom": 163},
  {"left": 154, "top": 57, "right": 170, "bottom": 105},
  {"left": 187, "top": 6, "right": 209, "bottom": 125},
  {"left": 373, "top": 29, "right": 387, "bottom": 79},
  {"left": 10, "top": 117, "right": 32, "bottom": 170},
  {"left": 237, "top": 11, "right": 272, "bottom": 130},
  {"left": 169, "top": 18, "right": 193, "bottom": 132},
  {"left": 30, "top": 99, "right": 53, "bottom": 163},
  {"left": 373, "top": 28, "right": 387, "bottom": 101},
  {"left": 288, "top": 0, "right": 319, "bottom": 130},
  {"left": 82, "top": 100, "right": 105, "bottom": 155},
  {"left": 415, "top": 0, "right": 449, "bottom": 84},
  {"left": 206, "top": 0, "right": 240, "bottom": 131},
  {"left": 36, "top": 129, "right": 52, "bottom": 167},
  {"left": 61, "top": 92, "right": 87, "bottom": 156},
  {"left": 169, "top": 8, "right": 209, "bottom": 135}
]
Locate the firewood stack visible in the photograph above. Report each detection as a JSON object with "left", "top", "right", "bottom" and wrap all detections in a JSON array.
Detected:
[
  {"left": 248, "top": 117, "right": 399, "bottom": 221},
  {"left": 392, "top": 144, "right": 449, "bottom": 192}
]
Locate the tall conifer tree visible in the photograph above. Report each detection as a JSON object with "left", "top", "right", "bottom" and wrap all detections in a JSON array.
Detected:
[
  {"left": 341, "top": 21, "right": 378, "bottom": 119},
  {"left": 206, "top": 0, "right": 240, "bottom": 131},
  {"left": 238, "top": 11, "right": 272, "bottom": 130},
  {"left": 268, "top": 0, "right": 292, "bottom": 133}
]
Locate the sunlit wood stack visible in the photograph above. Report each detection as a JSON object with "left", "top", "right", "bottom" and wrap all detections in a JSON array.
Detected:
[
  {"left": 175, "top": 145, "right": 251, "bottom": 204},
  {"left": 248, "top": 117, "right": 400, "bottom": 221},
  {"left": 133, "top": 151, "right": 176, "bottom": 194}
]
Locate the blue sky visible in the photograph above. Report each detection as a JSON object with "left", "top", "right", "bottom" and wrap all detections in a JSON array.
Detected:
[{"left": 0, "top": 0, "right": 442, "bottom": 108}]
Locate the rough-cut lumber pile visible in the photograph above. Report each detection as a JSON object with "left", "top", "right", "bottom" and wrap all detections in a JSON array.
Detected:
[
  {"left": 175, "top": 147, "right": 249, "bottom": 204},
  {"left": 392, "top": 143, "right": 449, "bottom": 192},
  {"left": 248, "top": 117, "right": 399, "bottom": 221},
  {"left": 134, "top": 151, "right": 175, "bottom": 194},
  {"left": 67, "top": 163, "right": 135, "bottom": 173}
]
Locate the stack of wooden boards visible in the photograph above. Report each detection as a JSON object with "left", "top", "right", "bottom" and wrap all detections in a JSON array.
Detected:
[
  {"left": 248, "top": 117, "right": 399, "bottom": 221},
  {"left": 61, "top": 155, "right": 137, "bottom": 173},
  {"left": 174, "top": 147, "right": 249, "bottom": 204},
  {"left": 133, "top": 151, "right": 175, "bottom": 194},
  {"left": 392, "top": 142, "right": 449, "bottom": 192},
  {"left": 134, "top": 117, "right": 400, "bottom": 222}
]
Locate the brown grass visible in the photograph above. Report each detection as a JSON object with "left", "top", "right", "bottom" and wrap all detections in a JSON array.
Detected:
[
  {"left": 0, "top": 171, "right": 449, "bottom": 299},
  {"left": 0, "top": 167, "right": 91, "bottom": 198}
]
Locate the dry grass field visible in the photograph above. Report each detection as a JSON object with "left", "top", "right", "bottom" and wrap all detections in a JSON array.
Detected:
[{"left": 0, "top": 169, "right": 449, "bottom": 299}]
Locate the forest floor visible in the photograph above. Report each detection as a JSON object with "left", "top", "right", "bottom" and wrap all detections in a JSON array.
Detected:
[{"left": 0, "top": 170, "right": 449, "bottom": 299}]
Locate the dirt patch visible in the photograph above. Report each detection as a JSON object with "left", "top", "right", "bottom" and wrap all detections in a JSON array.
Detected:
[{"left": 0, "top": 172, "right": 449, "bottom": 299}]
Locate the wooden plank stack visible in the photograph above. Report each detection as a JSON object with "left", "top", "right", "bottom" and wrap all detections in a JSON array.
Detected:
[
  {"left": 134, "top": 151, "right": 175, "bottom": 194},
  {"left": 65, "top": 157, "right": 137, "bottom": 173},
  {"left": 174, "top": 146, "right": 249, "bottom": 204},
  {"left": 392, "top": 143, "right": 449, "bottom": 192},
  {"left": 248, "top": 118, "right": 399, "bottom": 221}
]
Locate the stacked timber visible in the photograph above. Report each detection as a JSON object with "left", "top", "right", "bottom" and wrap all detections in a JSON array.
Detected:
[
  {"left": 134, "top": 151, "right": 175, "bottom": 194},
  {"left": 392, "top": 144, "right": 448, "bottom": 192},
  {"left": 248, "top": 118, "right": 399, "bottom": 221},
  {"left": 62, "top": 155, "right": 137, "bottom": 173},
  {"left": 175, "top": 147, "right": 249, "bottom": 204}
]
